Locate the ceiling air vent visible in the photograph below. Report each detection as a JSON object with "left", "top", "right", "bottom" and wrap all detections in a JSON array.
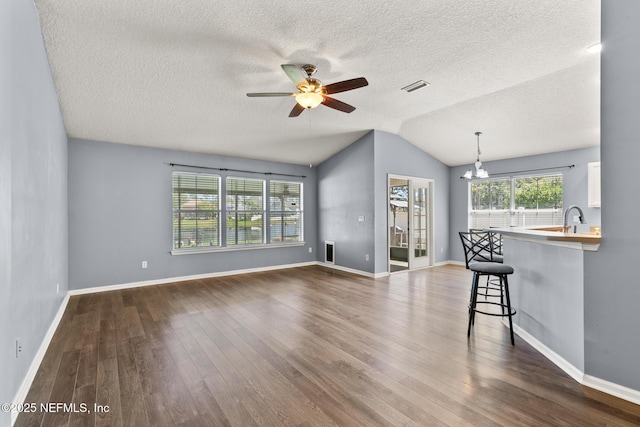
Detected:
[{"left": 401, "top": 80, "right": 430, "bottom": 92}]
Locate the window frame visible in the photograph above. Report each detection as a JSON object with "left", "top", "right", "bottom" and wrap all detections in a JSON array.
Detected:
[
  {"left": 468, "top": 173, "right": 564, "bottom": 229},
  {"left": 269, "top": 180, "right": 304, "bottom": 244},
  {"left": 172, "top": 171, "right": 221, "bottom": 250},
  {"left": 171, "top": 171, "right": 305, "bottom": 255},
  {"left": 225, "top": 176, "right": 266, "bottom": 246}
]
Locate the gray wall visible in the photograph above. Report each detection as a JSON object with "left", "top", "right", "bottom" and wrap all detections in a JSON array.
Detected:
[
  {"left": 0, "top": 2, "right": 10, "bottom": 423},
  {"left": 317, "top": 132, "right": 376, "bottom": 273},
  {"left": 584, "top": 0, "right": 640, "bottom": 391},
  {"left": 506, "top": 239, "right": 585, "bottom": 371},
  {"left": 317, "top": 130, "right": 450, "bottom": 275},
  {"left": 449, "top": 146, "right": 601, "bottom": 262},
  {"left": 1, "top": 0, "right": 68, "bottom": 423},
  {"left": 68, "top": 139, "right": 317, "bottom": 289},
  {"left": 373, "top": 130, "right": 450, "bottom": 273}
]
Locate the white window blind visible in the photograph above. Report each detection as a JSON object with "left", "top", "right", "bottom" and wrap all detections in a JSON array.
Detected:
[
  {"left": 226, "top": 177, "right": 265, "bottom": 245},
  {"left": 269, "top": 181, "right": 303, "bottom": 243},
  {"left": 172, "top": 172, "right": 220, "bottom": 249}
]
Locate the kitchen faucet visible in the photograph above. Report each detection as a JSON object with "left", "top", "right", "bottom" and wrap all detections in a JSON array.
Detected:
[{"left": 563, "top": 205, "right": 586, "bottom": 233}]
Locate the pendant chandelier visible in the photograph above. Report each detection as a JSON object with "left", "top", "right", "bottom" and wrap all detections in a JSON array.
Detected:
[{"left": 463, "top": 131, "right": 489, "bottom": 179}]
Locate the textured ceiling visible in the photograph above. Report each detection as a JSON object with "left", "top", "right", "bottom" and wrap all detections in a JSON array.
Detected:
[{"left": 34, "top": 0, "right": 600, "bottom": 166}]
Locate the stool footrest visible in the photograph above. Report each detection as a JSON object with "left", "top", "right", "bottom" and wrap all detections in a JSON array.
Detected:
[{"left": 470, "top": 301, "right": 516, "bottom": 317}]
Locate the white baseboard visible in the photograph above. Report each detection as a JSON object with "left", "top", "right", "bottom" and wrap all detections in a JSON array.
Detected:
[
  {"left": 436, "top": 260, "right": 465, "bottom": 267},
  {"left": 511, "top": 322, "right": 640, "bottom": 407},
  {"left": 323, "top": 260, "right": 466, "bottom": 276},
  {"left": 583, "top": 375, "right": 640, "bottom": 406},
  {"left": 11, "top": 294, "right": 70, "bottom": 426},
  {"left": 318, "top": 262, "right": 388, "bottom": 278},
  {"left": 68, "top": 261, "right": 318, "bottom": 295},
  {"left": 511, "top": 323, "right": 584, "bottom": 383}
]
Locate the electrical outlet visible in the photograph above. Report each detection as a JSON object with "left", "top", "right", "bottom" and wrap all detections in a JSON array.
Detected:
[
  {"left": 142, "top": 261, "right": 148, "bottom": 269},
  {"left": 441, "top": 247, "right": 444, "bottom": 253},
  {"left": 573, "top": 215, "right": 580, "bottom": 222},
  {"left": 365, "top": 254, "right": 370, "bottom": 261},
  {"left": 56, "top": 283, "right": 59, "bottom": 294},
  {"left": 16, "top": 338, "right": 22, "bottom": 358},
  {"left": 308, "top": 247, "right": 312, "bottom": 253}
]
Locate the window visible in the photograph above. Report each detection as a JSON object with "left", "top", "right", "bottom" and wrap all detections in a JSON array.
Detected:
[
  {"left": 226, "top": 177, "right": 265, "bottom": 245},
  {"left": 172, "top": 172, "right": 220, "bottom": 249},
  {"left": 512, "top": 175, "right": 563, "bottom": 226},
  {"left": 269, "top": 181, "right": 303, "bottom": 243},
  {"left": 469, "top": 179, "right": 511, "bottom": 228},
  {"left": 469, "top": 174, "right": 563, "bottom": 229},
  {"left": 173, "top": 172, "right": 304, "bottom": 251}
]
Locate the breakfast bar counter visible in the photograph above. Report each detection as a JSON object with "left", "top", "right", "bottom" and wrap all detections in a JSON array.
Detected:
[
  {"left": 493, "top": 226, "right": 600, "bottom": 251},
  {"left": 490, "top": 226, "right": 601, "bottom": 379}
]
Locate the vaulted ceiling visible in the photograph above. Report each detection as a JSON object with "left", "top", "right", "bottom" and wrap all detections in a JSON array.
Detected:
[{"left": 35, "top": 0, "right": 600, "bottom": 166}]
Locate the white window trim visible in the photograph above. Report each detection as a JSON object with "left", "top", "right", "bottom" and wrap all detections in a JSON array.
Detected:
[
  {"left": 171, "top": 241, "right": 305, "bottom": 255},
  {"left": 172, "top": 171, "right": 221, "bottom": 249},
  {"left": 226, "top": 175, "right": 267, "bottom": 246},
  {"left": 172, "top": 171, "right": 305, "bottom": 253},
  {"left": 269, "top": 180, "right": 304, "bottom": 244}
]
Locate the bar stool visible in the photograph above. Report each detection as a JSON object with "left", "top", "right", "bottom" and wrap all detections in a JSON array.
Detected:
[
  {"left": 459, "top": 231, "right": 516, "bottom": 345},
  {"left": 468, "top": 229, "right": 504, "bottom": 295},
  {"left": 468, "top": 229, "right": 503, "bottom": 263}
]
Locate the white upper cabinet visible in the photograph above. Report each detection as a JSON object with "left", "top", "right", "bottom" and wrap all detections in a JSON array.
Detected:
[{"left": 588, "top": 162, "right": 601, "bottom": 208}]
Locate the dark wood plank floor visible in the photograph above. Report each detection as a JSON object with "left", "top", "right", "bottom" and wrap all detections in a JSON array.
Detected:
[{"left": 15, "top": 264, "right": 640, "bottom": 426}]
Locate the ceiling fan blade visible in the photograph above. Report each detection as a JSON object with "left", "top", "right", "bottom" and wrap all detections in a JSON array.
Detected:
[
  {"left": 246, "top": 92, "right": 294, "bottom": 97},
  {"left": 323, "top": 77, "right": 368, "bottom": 94},
  {"left": 289, "top": 103, "right": 306, "bottom": 117},
  {"left": 281, "top": 64, "right": 308, "bottom": 87},
  {"left": 321, "top": 96, "right": 356, "bottom": 113}
]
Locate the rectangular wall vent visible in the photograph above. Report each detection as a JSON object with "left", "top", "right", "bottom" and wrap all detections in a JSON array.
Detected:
[{"left": 325, "top": 241, "right": 335, "bottom": 264}]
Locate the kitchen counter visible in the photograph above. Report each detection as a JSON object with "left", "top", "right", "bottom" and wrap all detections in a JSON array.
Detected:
[{"left": 492, "top": 226, "right": 601, "bottom": 251}]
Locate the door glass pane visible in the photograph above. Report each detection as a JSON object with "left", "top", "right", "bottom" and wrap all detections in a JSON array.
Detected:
[
  {"left": 413, "top": 187, "right": 428, "bottom": 258},
  {"left": 389, "top": 179, "right": 409, "bottom": 271}
]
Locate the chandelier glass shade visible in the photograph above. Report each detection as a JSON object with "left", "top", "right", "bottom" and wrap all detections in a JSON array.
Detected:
[{"left": 464, "top": 132, "right": 489, "bottom": 179}]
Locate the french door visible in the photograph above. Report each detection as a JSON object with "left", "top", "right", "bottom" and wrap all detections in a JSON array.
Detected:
[
  {"left": 388, "top": 175, "right": 434, "bottom": 272},
  {"left": 409, "top": 177, "right": 433, "bottom": 269}
]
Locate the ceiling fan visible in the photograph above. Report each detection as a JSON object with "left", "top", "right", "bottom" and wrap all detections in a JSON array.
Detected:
[{"left": 246, "top": 64, "right": 368, "bottom": 117}]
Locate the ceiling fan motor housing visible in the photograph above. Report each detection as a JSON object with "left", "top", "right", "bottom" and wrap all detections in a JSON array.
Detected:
[{"left": 301, "top": 64, "right": 318, "bottom": 77}]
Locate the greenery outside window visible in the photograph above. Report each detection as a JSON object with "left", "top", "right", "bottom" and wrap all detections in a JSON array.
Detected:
[
  {"left": 226, "top": 177, "right": 265, "bottom": 245},
  {"left": 512, "top": 175, "right": 563, "bottom": 226},
  {"left": 173, "top": 172, "right": 220, "bottom": 249},
  {"left": 470, "top": 174, "right": 563, "bottom": 229},
  {"left": 269, "top": 181, "right": 303, "bottom": 243}
]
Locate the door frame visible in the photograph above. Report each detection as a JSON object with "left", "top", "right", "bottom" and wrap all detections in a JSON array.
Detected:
[{"left": 387, "top": 174, "right": 435, "bottom": 272}]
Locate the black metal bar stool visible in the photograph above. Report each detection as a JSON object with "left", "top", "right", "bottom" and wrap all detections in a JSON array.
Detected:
[{"left": 459, "top": 231, "right": 516, "bottom": 345}]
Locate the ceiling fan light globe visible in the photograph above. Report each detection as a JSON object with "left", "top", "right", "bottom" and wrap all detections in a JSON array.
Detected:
[
  {"left": 295, "top": 92, "right": 323, "bottom": 109},
  {"left": 463, "top": 169, "right": 473, "bottom": 179}
]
